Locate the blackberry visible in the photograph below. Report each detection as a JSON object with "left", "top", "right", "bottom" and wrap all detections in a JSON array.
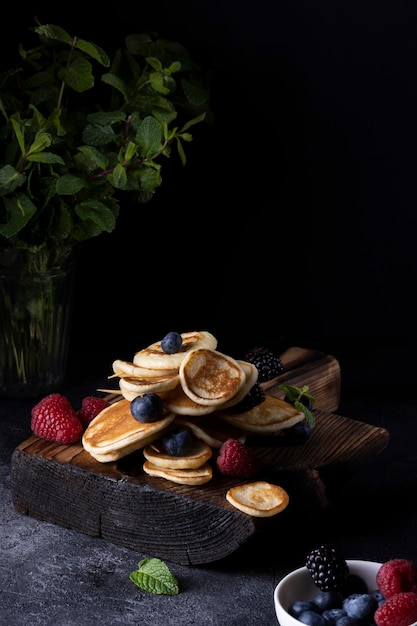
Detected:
[
  {"left": 243, "top": 346, "right": 284, "bottom": 382},
  {"left": 306, "top": 544, "right": 349, "bottom": 592},
  {"left": 230, "top": 383, "right": 265, "bottom": 412}
]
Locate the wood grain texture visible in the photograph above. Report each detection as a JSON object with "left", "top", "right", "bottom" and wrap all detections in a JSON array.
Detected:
[{"left": 10, "top": 349, "right": 389, "bottom": 564}]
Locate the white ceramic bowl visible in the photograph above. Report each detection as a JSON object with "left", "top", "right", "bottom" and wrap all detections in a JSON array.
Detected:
[{"left": 274, "top": 559, "right": 382, "bottom": 625}]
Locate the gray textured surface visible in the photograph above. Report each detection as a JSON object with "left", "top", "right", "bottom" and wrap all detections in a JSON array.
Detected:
[{"left": 1, "top": 351, "right": 417, "bottom": 625}]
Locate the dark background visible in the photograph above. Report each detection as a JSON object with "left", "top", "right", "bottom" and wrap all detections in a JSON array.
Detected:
[{"left": 3, "top": 2, "right": 417, "bottom": 377}]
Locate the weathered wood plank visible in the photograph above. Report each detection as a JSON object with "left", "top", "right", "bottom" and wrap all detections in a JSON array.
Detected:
[{"left": 10, "top": 349, "right": 389, "bottom": 564}]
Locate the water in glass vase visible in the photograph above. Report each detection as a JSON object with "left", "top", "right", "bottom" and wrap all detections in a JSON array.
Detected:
[{"left": 0, "top": 246, "right": 78, "bottom": 399}]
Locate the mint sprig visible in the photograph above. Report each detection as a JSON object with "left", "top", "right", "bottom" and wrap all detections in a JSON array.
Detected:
[
  {"left": 279, "top": 384, "right": 316, "bottom": 429},
  {"left": 130, "top": 558, "right": 179, "bottom": 595}
]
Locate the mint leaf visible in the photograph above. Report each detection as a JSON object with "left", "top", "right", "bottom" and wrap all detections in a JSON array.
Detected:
[
  {"left": 278, "top": 383, "right": 315, "bottom": 406},
  {"left": 279, "top": 383, "right": 316, "bottom": 430},
  {"left": 130, "top": 558, "right": 179, "bottom": 595},
  {"left": 294, "top": 400, "right": 316, "bottom": 429}
]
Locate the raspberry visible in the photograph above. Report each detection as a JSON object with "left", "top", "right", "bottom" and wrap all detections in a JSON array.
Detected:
[
  {"left": 31, "top": 393, "right": 83, "bottom": 444},
  {"left": 230, "top": 383, "right": 265, "bottom": 412},
  {"left": 216, "top": 439, "right": 260, "bottom": 478},
  {"left": 305, "top": 544, "right": 349, "bottom": 592},
  {"left": 374, "top": 591, "right": 417, "bottom": 626},
  {"left": 376, "top": 558, "right": 417, "bottom": 598},
  {"left": 243, "top": 346, "right": 283, "bottom": 382},
  {"left": 77, "top": 396, "right": 110, "bottom": 427}
]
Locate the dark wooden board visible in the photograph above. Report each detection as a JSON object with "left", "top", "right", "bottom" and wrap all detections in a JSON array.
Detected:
[{"left": 10, "top": 349, "right": 389, "bottom": 565}]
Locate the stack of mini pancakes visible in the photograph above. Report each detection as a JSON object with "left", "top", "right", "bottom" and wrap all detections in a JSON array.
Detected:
[{"left": 82, "top": 330, "right": 305, "bottom": 498}]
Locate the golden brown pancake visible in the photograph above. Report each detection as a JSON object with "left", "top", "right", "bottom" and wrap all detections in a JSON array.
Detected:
[
  {"left": 82, "top": 399, "right": 175, "bottom": 462},
  {"left": 219, "top": 360, "right": 259, "bottom": 409},
  {"left": 173, "top": 415, "right": 247, "bottom": 448},
  {"left": 159, "top": 384, "right": 217, "bottom": 416},
  {"left": 142, "top": 460, "right": 213, "bottom": 485},
  {"left": 111, "top": 359, "right": 177, "bottom": 378},
  {"left": 143, "top": 439, "right": 212, "bottom": 469},
  {"left": 215, "top": 395, "right": 305, "bottom": 434},
  {"left": 133, "top": 330, "right": 217, "bottom": 370},
  {"left": 118, "top": 373, "right": 179, "bottom": 400},
  {"left": 226, "top": 481, "right": 289, "bottom": 517},
  {"left": 179, "top": 348, "right": 245, "bottom": 406}
]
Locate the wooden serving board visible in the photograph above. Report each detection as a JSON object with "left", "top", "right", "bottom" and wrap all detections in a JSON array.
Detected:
[{"left": 10, "top": 349, "right": 389, "bottom": 565}]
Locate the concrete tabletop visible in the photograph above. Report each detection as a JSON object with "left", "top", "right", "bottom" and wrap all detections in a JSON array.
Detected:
[{"left": 1, "top": 343, "right": 416, "bottom": 625}]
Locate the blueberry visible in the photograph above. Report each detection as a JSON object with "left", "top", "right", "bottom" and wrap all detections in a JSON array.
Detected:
[
  {"left": 370, "top": 588, "right": 385, "bottom": 606},
  {"left": 161, "top": 331, "right": 182, "bottom": 354},
  {"left": 321, "top": 608, "right": 347, "bottom": 624},
  {"left": 334, "top": 617, "right": 362, "bottom": 625},
  {"left": 288, "top": 600, "right": 319, "bottom": 618},
  {"left": 342, "top": 593, "right": 378, "bottom": 621},
  {"left": 313, "top": 590, "right": 343, "bottom": 612},
  {"left": 280, "top": 421, "right": 312, "bottom": 445},
  {"left": 130, "top": 393, "right": 164, "bottom": 422},
  {"left": 161, "top": 428, "right": 193, "bottom": 456},
  {"left": 298, "top": 610, "right": 327, "bottom": 625}
]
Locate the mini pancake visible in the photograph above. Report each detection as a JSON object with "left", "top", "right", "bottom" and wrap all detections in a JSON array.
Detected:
[
  {"left": 133, "top": 330, "right": 217, "bottom": 370},
  {"left": 219, "top": 360, "right": 259, "bottom": 409},
  {"left": 159, "top": 384, "right": 217, "bottom": 416},
  {"left": 82, "top": 399, "right": 175, "bottom": 462},
  {"left": 173, "top": 415, "right": 247, "bottom": 449},
  {"left": 119, "top": 373, "right": 179, "bottom": 400},
  {"left": 143, "top": 439, "right": 212, "bottom": 469},
  {"left": 226, "top": 481, "right": 289, "bottom": 517},
  {"left": 142, "top": 460, "right": 213, "bottom": 485},
  {"left": 214, "top": 395, "right": 305, "bottom": 434},
  {"left": 111, "top": 359, "right": 177, "bottom": 378},
  {"left": 179, "top": 348, "right": 245, "bottom": 406}
]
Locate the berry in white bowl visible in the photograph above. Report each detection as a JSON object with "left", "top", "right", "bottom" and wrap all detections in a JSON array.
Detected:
[{"left": 274, "top": 559, "right": 382, "bottom": 625}]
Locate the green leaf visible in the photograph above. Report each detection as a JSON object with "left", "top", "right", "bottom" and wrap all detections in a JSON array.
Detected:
[
  {"left": 123, "top": 141, "right": 138, "bottom": 162},
  {"left": 10, "top": 115, "right": 26, "bottom": 155},
  {"left": 82, "top": 123, "right": 116, "bottom": 146},
  {"left": 101, "top": 72, "right": 129, "bottom": 99},
  {"left": 134, "top": 163, "right": 162, "bottom": 191},
  {"left": 179, "top": 112, "right": 207, "bottom": 133},
  {"left": 167, "top": 61, "right": 181, "bottom": 74},
  {"left": 34, "top": 24, "right": 110, "bottom": 66},
  {"left": 149, "top": 97, "right": 177, "bottom": 125},
  {"left": 75, "top": 200, "right": 117, "bottom": 232},
  {"left": 59, "top": 55, "right": 95, "bottom": 93},
  {"left": 34, "top": 24, "right": 74, "bottom": 45},
  {"left": 0, "top": 193, "right": 37, "bottom": 238},
  {"left": 56, "top": 174, "right": 86, "bottom": 195},
  {"left": 74, "top": 38, "right": 110, "bottom": 67},
  {"left": 175, "top": 137, "right": 187, "bottom": 166},
  {"left": 108, "top": 163, "right": 128, "bottom": 189},
  {"left": 278, "top": 383, "right": 316, "bottom": 429},
  {"left": 74, "top": 146, "right": 108, "bottom": 173},
  {"left": 130, "top": 558, "right": 179, "bottom": 595},
  {"left": 135, "top": 116, "right": 163, "bottom": 158},
  {"left": 27, "top": 152, "right": 65, "bottom": 164},
  {"left": 294, "top": 401, "right": 316, "bottom": 429},
  {"left": 150, "top": 70, "right": 178, "bottom": 95},
  {"left": 27, "top": 131, "right": 52, "bottom": 155},
  {"left": 146, "top": 56, "right": 163, "bottom": 72},
  {"left": 0, "top": 164, "right": 26, "bottom": 196},
  {"left": 278, "top": 384, "right": 315, "bottom": 404}
]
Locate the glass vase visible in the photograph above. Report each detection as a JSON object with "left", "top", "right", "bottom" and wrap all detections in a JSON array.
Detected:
[{"left": 0, "top": 245, "right": 78, "bottom": 399}]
